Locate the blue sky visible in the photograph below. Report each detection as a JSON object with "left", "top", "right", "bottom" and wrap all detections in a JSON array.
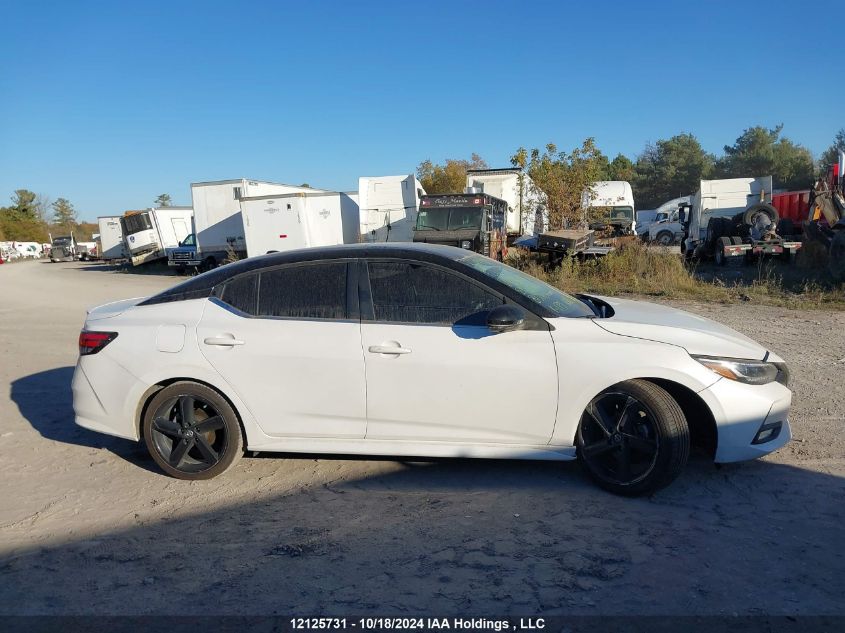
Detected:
[{"left": 1, "top": 0, "right": 842, "bottom": 221}]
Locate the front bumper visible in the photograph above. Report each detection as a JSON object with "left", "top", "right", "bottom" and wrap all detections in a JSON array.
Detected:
[
  {"left": 168, "top": 259, "right": 201, "bottom": 267},
  {"left": 698, "top": 377, "right": 792, "bottom": 462}
]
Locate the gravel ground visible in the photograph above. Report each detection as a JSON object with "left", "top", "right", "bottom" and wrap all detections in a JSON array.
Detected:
[{"left": 1, "top": 260, "right": 843, "bottom": 615}]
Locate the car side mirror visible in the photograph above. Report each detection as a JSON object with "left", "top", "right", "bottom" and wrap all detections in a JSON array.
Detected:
[{"left": 487, "top": 304, "right": 525, "bottom": 333}]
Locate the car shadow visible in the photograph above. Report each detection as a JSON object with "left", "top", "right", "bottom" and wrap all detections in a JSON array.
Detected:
[{"left": 8, "top": 366, "right": 156, "bottom": 472}]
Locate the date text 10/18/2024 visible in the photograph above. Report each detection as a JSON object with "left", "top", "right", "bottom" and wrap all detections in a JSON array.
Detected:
[{"left": 290, "top": 618, "right": 546, "bottom": 631}]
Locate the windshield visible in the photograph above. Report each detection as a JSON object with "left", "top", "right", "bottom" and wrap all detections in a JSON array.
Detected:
[
  {"left": 459, "top": 254, "right": 595, "bottom": 318},
  {"left": 416, "top": 207, "right": 483, "bottom": 231},
  {"left": 180, "top": 234, "right": 196, "bottom": 247}
]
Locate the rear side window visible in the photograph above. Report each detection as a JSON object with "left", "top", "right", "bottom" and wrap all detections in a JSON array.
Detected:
[
  {"left": 258, "top": 262, "right": 347, "bottom": 320},
  {"left": 367, "top": 261, "right": 501, "bottom": 325},
  {"left": 219, "top": 274, "right": 258, "bottom": 314}
]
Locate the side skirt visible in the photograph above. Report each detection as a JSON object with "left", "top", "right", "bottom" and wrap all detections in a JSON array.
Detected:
[{"left": 244, "top": 437, "right": 577, "bottom": 461}]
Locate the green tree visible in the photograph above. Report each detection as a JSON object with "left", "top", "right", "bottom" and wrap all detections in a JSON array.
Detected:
[
  {"left": 417, "top": 153, "right": 488, "bottom": 194},
  {"left": 511, "top": 138, "right": 608, "bottom": 229},
  {"left": 715, "top": 125, "right": 814, "bottom": 191},
  {"left": 633, "top": 134, "right": 714, "bottom": 208},
  {"left": 154, "top": 193, "right": 172, "bottom": 207},
  {"left": 819, "top": 128, "right": 845, "bottom": 172},
  {"left": 608, "top": 154, "right": 635, "bottom": 182},
  {"left": 51, "top": 197, "right": 77, "bottom": 231},
  {"left": 10, "top": 189, "right": 38, "bottom": 220}
]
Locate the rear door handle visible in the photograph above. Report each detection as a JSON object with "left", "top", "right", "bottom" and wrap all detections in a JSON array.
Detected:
[
  {"left": 368, "top": 345, "right": 412, "bottom": 355},
  {"left": 204, "top": 336, "right": 245, "bottom": 346}
]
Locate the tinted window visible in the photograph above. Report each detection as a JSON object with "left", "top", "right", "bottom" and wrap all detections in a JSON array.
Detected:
[
  {"left": 219, "top": 274, "right": 258, "bottom": 314},
  {"left": 258, "top": 263, "right": 347, "bottom": 319},
  {"left": 458, "top": 254, "right": 594, "bottom": 318},
  {"left": 368, "top": 261, "right": 501, "bottom": 325}
]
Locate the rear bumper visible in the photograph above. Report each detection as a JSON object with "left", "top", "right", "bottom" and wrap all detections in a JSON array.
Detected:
[
  {"left": 698, "top": 378, "right": 792, "bottom": 462},
  {"left": 72, "top": 358, "right": 140, "bottom": 441}
]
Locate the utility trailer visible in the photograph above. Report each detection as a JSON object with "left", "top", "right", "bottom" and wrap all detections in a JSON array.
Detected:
[
  {"left": 536, "top": 228, "right": 614, "bottom": 265},
  {"left": 358, "top": 174, "right": 425, "bottom": 243},
  {"left": 97, "top": 216, "right": 125, "bottom": 261}
]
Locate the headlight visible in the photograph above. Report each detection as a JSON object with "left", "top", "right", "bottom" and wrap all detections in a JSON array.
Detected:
[
  {"left": 692, "top": 355, "right": 780, "bottom": 385},
  {"left": 460, "top": 240, "right": 472, "bottom": 249}
]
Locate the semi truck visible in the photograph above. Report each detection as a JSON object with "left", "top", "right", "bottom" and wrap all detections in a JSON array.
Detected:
[
  {"left": 241, "top": 191, "right": 360, "bottom": 257},
  {"left": 582, "top": 181, "right": 636, "bottom": 236},
  {"left": 680, "top": 176, "right": 801, "bottom": 265},
  {"left": 121, "top": 207, "right": 193, "bottom": 266},
  {"left": 413, "top": 192, "right": 508, "bottom": 259},
  {"left": 466, "top": 168, "right": 548, "bottom": 238},
  {"left": 168, "top": 179, "right": 318, "bottom": 273},
  {"left": 96, "top": 216, "right": 125, "bottom": 261},
  {"left": 358, "top": 175, "right": 426, "bottom": 242}
]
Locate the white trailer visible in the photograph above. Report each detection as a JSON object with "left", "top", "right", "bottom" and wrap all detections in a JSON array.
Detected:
[
  {"left": 581, "top": 181, "right": 636, "bottom": 235},
  {"left": 241, "top": 191, "right": 359, "bottom": 257},
  {"left": 169, "top": 179, "right": 321, "bottom": 270},
  {"left": 97, "top": 216, "right": 125, "bottom": 260},
  {"left": 466, "top": 168, "right": 548, "bottom": 237},
  {"left": 121, "top": 207, "right": 193, "bottom": 266},
  {"left": 358, "top": 175, "right": 425, "bottom": 242}
]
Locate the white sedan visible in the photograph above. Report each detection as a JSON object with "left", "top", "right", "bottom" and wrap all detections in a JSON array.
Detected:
[{"left": 72, "top": 243, "right": 791, "bottom": 495}]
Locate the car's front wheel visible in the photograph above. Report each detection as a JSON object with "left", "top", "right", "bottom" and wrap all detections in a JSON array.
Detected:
[
  {"left": 143, "top": 381, "right": 243, "bottom": 480},
  {"left": 576, "top": 379, "right": 689, "bottom": 495}
]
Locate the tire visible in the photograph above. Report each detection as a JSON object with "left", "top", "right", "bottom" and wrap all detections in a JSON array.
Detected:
[
  {"left": 715, "top": 236, "right": 731, "bottom": 266},
  {"left": 201, "top": 256, "right": 217, "bottom": 273},
  {"left": 576, "top": 379, "right": 689, "bottom": 496},
  {"left": 730, "top": 236, "right": 743, "bottom": 245},
  {"left": 656, "top": 231, "right": 674, "bottom": 246},
  {"left": 706, "top": 218, "right": 722, "bottom": 247},
  {"left": 743, "top": 203, "right": 779, "bottom": 227},
  {"left": 142, "top": 381, "right": 244, "bottom": 480}
]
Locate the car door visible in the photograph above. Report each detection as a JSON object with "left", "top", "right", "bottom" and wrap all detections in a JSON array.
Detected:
[
  {"left": 196, "top": 260, "right": 367, "bottom": 438},
  {"left": 360, "top": 258, "right": 558, "bottom": 445}
]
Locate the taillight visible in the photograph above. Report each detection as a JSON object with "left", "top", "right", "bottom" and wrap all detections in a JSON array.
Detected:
[{"left": 79, "top": 331, "right": 118, "bottom": 356}]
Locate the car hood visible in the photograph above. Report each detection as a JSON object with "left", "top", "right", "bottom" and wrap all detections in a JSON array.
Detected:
[
  {"left": 590, "top": 295, "right": 768, "bottom": 360},
  {"left": 86, "top": 297, "right": 145, "bottom": 321}
]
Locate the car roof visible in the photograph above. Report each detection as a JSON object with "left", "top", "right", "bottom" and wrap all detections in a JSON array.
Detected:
[{"left": 139, "top": 243, "right": 474, "bottom": 306}]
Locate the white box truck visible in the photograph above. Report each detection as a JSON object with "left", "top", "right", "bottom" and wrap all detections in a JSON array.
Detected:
[
  {"left": 97, "top": 216, "right": 125, "bottom": 260},
  {"left": 241, "top": 191, "right": 359, "bottom": 257},
  {"left": 121, "top": 207, "right": 193, "bottom": 266},
  {"left": 168, "top": 179, "right": 320, "bottom": 271},
  {"left": 358, "top": 174, "right": 425, "bottom": 242},
  {"left": 466, "top": 168, "right": 548, "bottom": 237}
]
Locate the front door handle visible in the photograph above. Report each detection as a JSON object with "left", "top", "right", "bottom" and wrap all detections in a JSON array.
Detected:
[
  {"left": 204, "top": 336, "right": 245, "bottom": 347},
  {"left": 368, "top": 344, "right": 412, "bottom": 355}
]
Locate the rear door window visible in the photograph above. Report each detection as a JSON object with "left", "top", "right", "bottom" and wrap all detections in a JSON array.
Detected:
[{"left": 258, "top": 262, "right": 347, "bottom": 320}]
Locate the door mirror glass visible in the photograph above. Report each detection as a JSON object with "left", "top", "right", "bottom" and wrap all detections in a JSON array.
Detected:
[{"left": 487, "top": 304, "right": 525, "bottom": 332}]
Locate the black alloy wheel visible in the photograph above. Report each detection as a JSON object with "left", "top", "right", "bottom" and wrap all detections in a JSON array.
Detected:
[
  {"left": 143, "top": 381, "right": 243, "bottom": 479},
  {"left": 577, "top": 380, "right": 689, "bottom": 495}
]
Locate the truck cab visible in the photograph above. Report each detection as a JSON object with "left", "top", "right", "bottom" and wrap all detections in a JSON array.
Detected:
[
  {"left": 167, "top": 233, "right": 200, "bottom": 273},
  {"left": 413, "top": 193, "right": 508, "bottom": 259},
  {"left": 582, "top": 181, "right": 636, "bottom": 236}
]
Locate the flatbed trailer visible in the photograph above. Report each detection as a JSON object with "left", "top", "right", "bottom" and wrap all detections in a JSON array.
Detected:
[
  {"left": 713, "top": 235, "right": 802, "bottom": 266},
  {"left": 536, "top": 229, "right": 614, "bottom": 265}
]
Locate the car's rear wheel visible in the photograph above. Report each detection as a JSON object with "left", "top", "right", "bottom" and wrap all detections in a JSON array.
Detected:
[
  {"left": 143, "top": 381, "right": 243, "bottom": 480},
  {"left": 576, "top": 379, "right": 689, "bottom": 496}
]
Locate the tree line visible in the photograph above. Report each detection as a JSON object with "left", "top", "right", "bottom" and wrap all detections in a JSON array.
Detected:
[
  {"left": 0, "top": 191, "right": 173, "bottom": 243},
  {"left": 417, "top": 125, "right": 844, "bottom": 230}
]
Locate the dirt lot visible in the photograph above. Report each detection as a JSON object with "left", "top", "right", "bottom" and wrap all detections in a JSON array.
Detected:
[{"left": 1, "top": 260, "right": 843, "bottom": 615}]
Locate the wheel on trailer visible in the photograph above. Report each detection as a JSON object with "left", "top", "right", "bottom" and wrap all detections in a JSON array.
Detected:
[
  {"left": 656, "top": 230, "right": 674, "bottom": 246},
  {"left": 715, "top": 236, "right": 731, "bottom": 266},
  {"left": 201, "top": 256, "right": 217, "bottom": 272},
  {"left": 143, "top": 381, "right": 244, "bottom": 480},
  {"left": 576, "top": 379, "right": 690, "bottom": 496},
  {"left": 730, "top": 236, "right": 743, "bottom": 245}
]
